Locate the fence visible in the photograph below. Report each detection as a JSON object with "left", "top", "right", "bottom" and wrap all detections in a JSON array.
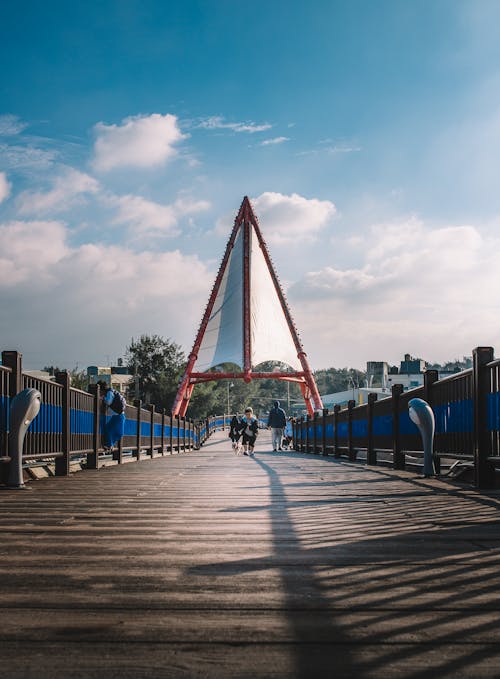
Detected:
[
  {"left": 0, "top": 350, "right": 217, "bottom": 478},
  {"left": 293, "top": 346, "right": 500, "bottom": 489}
]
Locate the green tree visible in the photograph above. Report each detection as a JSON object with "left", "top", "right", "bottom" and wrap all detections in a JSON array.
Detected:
[{"left": 125, "top": 335, "right": 185, "bottom": 410}]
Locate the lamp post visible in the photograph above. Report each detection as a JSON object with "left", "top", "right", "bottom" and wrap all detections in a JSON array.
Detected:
[{"left": 227, "top": 382, "right": 234, "bottom": 415}]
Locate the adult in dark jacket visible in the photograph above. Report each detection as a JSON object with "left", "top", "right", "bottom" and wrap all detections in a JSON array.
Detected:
[{"left": 267, "top": 400, "right": 287, "bottom": 451}]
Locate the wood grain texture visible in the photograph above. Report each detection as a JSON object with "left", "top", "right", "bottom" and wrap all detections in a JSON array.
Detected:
[{"left": 2, "top": 431, "right": 500, "bottom": 678}]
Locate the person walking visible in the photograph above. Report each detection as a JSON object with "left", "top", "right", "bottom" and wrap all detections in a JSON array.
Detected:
[
  {"left": 97, "top": 380, "right": 127, "bottom": 452},
  {"left": 268, "top": 400, "right": 287, "bottom": 451},
  {"left": 239, "top": 407, "right": 258, "bottom": 456}
]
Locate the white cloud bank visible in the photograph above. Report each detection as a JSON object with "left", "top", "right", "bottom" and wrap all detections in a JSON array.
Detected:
[
  {"left": 0, "top": 218, "right": 213, "bottom": 367},
  {"left": 105, "top": 193, "right": 210, "bottom": 238},
  {"left": 17, "top": 168, "right": 99, "bottom": 215},
  {"left": 0, "top": 172, "right": 11, "bottom": 203},
  {"left": 288, "top": 217, "right": 500, "bottom": 368},
  {"left": 215, "top": 192, "right": 336, "bottom": 244},
  {"left": 93, "top": 113, "right": 187, "bottom": 172},
  {"left": 252, "top": 192, "right": 336, "bottom": 244}
]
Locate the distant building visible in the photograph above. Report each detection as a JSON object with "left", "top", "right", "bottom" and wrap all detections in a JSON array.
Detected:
[
  {"left": 321, "top": 352, "right": 465, "bottom": 409},
  {"left": 87, "top": 365, "right": 133, "bottom": 394}
]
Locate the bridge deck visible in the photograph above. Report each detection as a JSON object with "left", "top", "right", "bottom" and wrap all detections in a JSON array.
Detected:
[{"left": 2, "top": 431, "right": 500, "bottom": 677}]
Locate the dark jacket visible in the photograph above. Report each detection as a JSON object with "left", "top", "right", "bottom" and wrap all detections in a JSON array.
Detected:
[
  {"left": 268, "top": 401, "right": 286, "bottom": 428},
  {"left": 229, "top": 415, "right": 241, "bottom": 440}
]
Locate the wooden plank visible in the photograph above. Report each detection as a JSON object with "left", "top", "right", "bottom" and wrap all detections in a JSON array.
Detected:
[{"left": 1, "top": 430, "right": 500, "bottom": 677}]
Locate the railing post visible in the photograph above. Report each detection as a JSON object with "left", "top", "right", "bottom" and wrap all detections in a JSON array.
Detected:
[
  {"left": 424, "top": 369, "right": 438, "bottom": 405},
  {"left": 87, "top": 383, "right": 99, "bottom": 470},
  {"left": 292, "top": 418, "right": 296, "bottom": 451},
  {"left": 134, "top": 399, "right": 142, "bottom": 460},
  {"left": 392, "top": 384, "right": 405, "bottom": 470},
  {"left": 169, "top": 411, "right": 174, "bottom": 453},
  {"left": 347, "top": 400, "right": 355, "bottom": 461},
  {"left": 2, "top": 350, "right": 22, "bottom": 399},
  {"left": 334, "top": 405, "right": 341, "bottom": 458},
  {"left": 367, "top": 393, "right": 378, "bottom": 465},
  {"left": 182, "top": 416, "right": 186, "bottom": 452},
  {"left": 312, "top": 411, "right": 318, "bottom": 453},
  {"left": 161, "top": 409, "right": 166, "bottom": 455},
  {"left": 322, "top": 408, "right": 329, "bottom": 456},
  {"left": 148, "top": 404, "right": 155, "bottom": 458},
  {"left": 473, "top": 346, "right": 495, "bottom": 489},
  {"left": 115, "top": 436, "right": 123, "bottom": 464},
  {"left": 176, "top": 413, "right": 181, "bottom": 452},
  {"left": 305, "top": 415, "right": 310, "bottom": 452},
  {"left": 55, "top": 371, "right": 70, "bottom": 476}
]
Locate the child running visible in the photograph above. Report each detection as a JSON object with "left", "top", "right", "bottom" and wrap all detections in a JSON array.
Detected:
[{"left": 239, "top": 406, "right": 259, "bottom": 456}]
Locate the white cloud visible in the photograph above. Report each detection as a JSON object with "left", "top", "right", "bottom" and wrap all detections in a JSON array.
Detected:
[
  {"left": 260, "top": 137, "right": 290, "bottom": 146},
  {"left": 288, "top": 218, "right": 500, "bottom": 368},
  {"left": 0, "top": 172, "right": 11, "bottom": 203},
  {"left": 0, "top": 114, "right": 29, "bottom": 136},
  {"left": 197, "top": 116, "right": 272, "bottom": 133},
  {"left": 0, "top": 218, "right": 214, "bottom": 368},
  {"left": 105, "top": 193, "right": 210, "bottom": 238},
  {"left": 0, "top": 144, "right": 57, "bottom": 170},
  {"left": 251, "top": 192, "right": 336, "bottom": 244},
  {"left": 92, "top": 113, "right": 187, "bottom": 172},
  {"left": 17, "top": 167, "right": 99, "bottom": 215},
  {"left": 0, "top": 220, "right": 69, "bottom": 285}
]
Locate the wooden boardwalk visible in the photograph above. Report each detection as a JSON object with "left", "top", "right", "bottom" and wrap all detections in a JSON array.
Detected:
[{"left": 2, "top": 431, "right": 500, "bottom": 678}]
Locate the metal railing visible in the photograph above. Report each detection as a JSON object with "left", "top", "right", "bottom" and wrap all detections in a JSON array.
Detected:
[
  {"left": 0, "top": 350, "right": 215, "bottom": 478},
  {"left": 293, "top": 347, "right": 499, "bottom": 489}
]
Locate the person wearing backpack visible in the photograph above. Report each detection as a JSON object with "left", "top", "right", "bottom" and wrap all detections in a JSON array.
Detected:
[{"left": 97, "top": 380, "right": 127, "bottom": 452}]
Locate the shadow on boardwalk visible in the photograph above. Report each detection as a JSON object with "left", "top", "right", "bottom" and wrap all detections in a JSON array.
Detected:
[
  {"left": 2, "top": 431, "right": 500, "bottom": 677},
  {"left": 189, "top": 442, "right": 500, "bottom": 678}
]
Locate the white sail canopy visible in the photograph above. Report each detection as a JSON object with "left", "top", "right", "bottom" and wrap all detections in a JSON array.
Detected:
[
  {"left": 194, "top": 228, "right": 244, "bottom": 371},
  {"left": 193, "top": 220, "right": 301, "bottom": 372},
  {"left": 250, "top": 225, "right": 301, "bottom": 370}
]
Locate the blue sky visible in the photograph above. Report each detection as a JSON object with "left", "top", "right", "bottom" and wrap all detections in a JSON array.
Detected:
[{"left": 1, "top": 0, "right": 500, "bottom": 371}]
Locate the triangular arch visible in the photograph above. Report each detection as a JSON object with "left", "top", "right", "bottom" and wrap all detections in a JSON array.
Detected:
[{"left": 172, "top": 196, "right": 323, "bottom": 416}]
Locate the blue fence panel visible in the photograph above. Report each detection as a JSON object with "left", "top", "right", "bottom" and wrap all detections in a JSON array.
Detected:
[
  {"left": 373, "top": 415, "right": 392, "bottom": 437},
  {"left": 434, "top": 399, "right": 473, "bottom": 434},
  {"left": 399, "top": 411, "right": 419, "bottom": 436},
  {"left": 0, "top": 394, "right": 9, "bottom": 432},
  {"left": 70, "top": 408, "right": 93, "bottom": 435},
  {"left": 488, "top": 392, "right": 500, "bottom": 432},
  {"left": 124, "top": 418, "right": 138, "bottom": 436},
  {"left": 352, "top": 419, "right": 368, "bottom": 438},
  {"left": 337, "top": 421, "right": 348, "bottom": 439},
  {"left": 28, "top": 403, "right": 62, "bottom": 433}
]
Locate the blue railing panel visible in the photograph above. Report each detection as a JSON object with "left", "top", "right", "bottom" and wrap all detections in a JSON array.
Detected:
[
  {"left": 70, "top": 408, "right": 93, "bottom": 435},
  {"left": 28, "top": 403, "right": 62, "bottom": 433},
  {"left": 434, "top": 399, "right": 473, "bottom": 434}
]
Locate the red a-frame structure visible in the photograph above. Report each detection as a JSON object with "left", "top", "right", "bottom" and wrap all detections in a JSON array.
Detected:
[{"left": 172, "top": 196, "right": 323, "bottom": 417}]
